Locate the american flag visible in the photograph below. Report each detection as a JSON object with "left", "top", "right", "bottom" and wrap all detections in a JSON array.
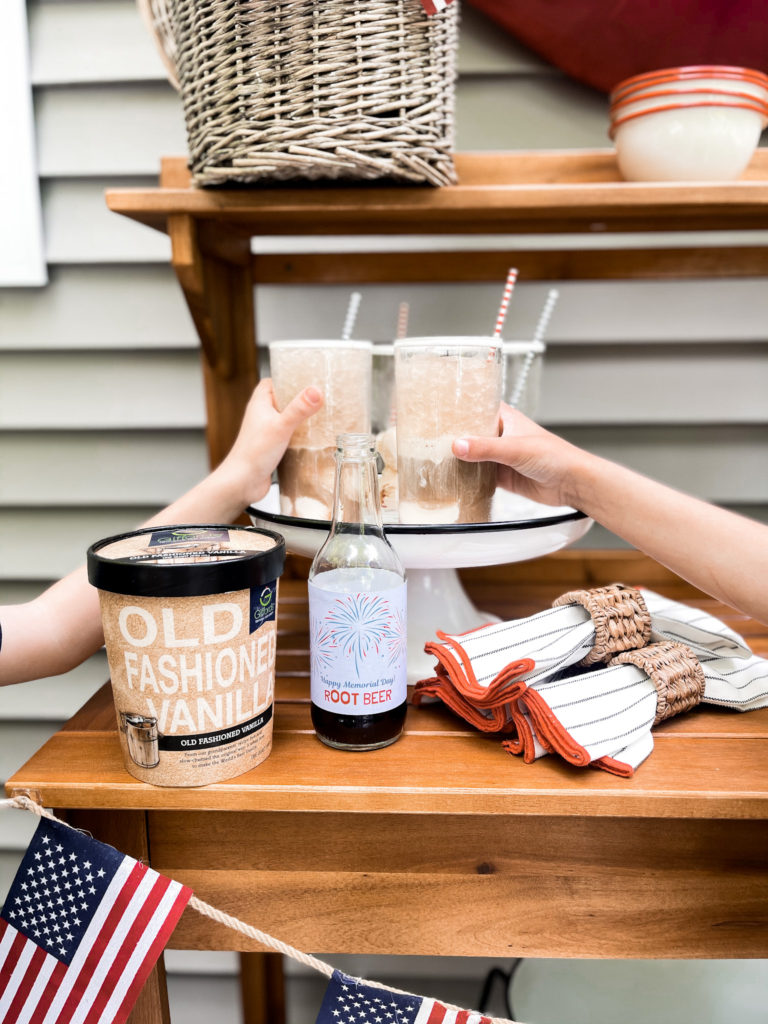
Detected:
[
  {"left": 0, "top": 816, "right": 191, "bottom": 1024},
  {"left": 315, "top": 971, "right": 494, "bottom": 1024},
  {"left": 420, "top": 0, "right": 456, "bottom": 14}
]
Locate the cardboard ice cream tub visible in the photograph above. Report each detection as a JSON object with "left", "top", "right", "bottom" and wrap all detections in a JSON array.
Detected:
[{"left": 87, "top": 524, "right": 285, "bottom": 787}]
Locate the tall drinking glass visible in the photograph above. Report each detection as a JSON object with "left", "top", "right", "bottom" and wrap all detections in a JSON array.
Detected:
[
  {"left": 394, "top": 337, "right": 502, "bottom": 524},
  {"left": 269, "top": 340, "right": 373, "bottom": 520}
]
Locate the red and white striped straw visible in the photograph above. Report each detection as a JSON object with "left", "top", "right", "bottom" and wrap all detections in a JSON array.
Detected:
[
  {"left": 396, "top": 301, "right": 410, "bottom": 340},
  {"left": 492, "top": 267, "right": 519, "bottom": 339}
]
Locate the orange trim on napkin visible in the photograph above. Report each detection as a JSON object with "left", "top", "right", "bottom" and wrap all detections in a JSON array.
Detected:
[
  {"left": 425, "top": 633, "right": 534, "bottom": 706},
  {"left": 520, "top": 689, "right": 592, "bottom": 767},
  {"left": 502, "top": 700, "right": 541, "bottom": 762},
  {"left": 412, "top": 676, "right": 518, "bottom": 732},
  {"left": 592, "top": 755, "right": 634, "bottom": 778}
]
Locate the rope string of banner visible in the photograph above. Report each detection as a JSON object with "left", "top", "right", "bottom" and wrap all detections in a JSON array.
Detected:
[{"left": 1, "top": 795, "right": 521, "bottom": 1024}]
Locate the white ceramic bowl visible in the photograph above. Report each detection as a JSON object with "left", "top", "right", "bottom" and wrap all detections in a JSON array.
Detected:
[{"left": 613, "top": 104, "right": 766, "bottom": 182}]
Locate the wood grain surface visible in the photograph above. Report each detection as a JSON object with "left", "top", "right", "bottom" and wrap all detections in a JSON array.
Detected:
[
  {"left": 107, "top": 150, "right": 768, "bottom": 237},
  {"left": 8, "top": 551, "right": 768, "bottom": 957}
]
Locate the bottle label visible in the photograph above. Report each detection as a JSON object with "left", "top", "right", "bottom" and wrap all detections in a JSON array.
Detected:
[{"left": 309, "top": 579, "right": 407, "bottom": 714}]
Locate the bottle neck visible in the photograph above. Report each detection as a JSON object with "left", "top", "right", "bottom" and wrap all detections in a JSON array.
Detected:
[{"left": 330, "top": 434, "right": 384, "bottom": 535}]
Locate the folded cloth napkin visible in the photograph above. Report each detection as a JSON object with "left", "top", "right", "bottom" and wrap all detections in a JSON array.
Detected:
[
  {"left": 514, "top": 639, "right": 706, "bottom": 775},
  {"left": 413, "top": 586, "right": 763, "bottom": 777},
  {"left": 413, "top": 584, "right": 653, "bottom": 729}
]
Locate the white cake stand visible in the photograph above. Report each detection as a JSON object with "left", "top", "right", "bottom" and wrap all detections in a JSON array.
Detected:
[{"left": 248, "top": 485, "right": 593, "bottom": 683}]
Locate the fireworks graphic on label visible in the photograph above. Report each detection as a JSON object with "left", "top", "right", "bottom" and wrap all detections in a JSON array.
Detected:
[
  {"left": 386, "top": 605, "right": 407, "bottom": 667},
  {"left": 324, "top": 593, "right": 393, "bottom": 674},
  {"left": 310, "top": 614, "right": 338, "bottom": 675}
]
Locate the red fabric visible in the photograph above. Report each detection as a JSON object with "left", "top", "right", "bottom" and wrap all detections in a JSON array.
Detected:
[{"left": 466, "top": 0, "right": 768, "bottom": 94}]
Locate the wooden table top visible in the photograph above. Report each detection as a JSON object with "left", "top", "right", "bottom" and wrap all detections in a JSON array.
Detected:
[{"left": 8, "top": 552, "right": 768, "bottom": 821}]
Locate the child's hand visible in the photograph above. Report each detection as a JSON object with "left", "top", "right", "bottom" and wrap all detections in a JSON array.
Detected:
[
  {"left": 222, "top": 378, "right": 323, "bottom": 505},
  {"left": 452, "top": 403, "right": 595, "bottom": 509}
]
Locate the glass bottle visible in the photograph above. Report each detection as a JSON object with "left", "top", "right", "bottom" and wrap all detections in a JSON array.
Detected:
[{"left": 308, "top": 432, "right": 407, "bottom": 750}]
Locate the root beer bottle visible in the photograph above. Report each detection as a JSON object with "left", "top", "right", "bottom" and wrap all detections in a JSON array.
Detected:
[{"left": 308, "top": 433, "right": 407, "bottom": 750}]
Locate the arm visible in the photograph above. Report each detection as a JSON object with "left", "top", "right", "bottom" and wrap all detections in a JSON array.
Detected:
[
  {"left": 453, "top": 404, "right": 768, "bottom": 625},
  {"left": 0, "top": 380, "right": 322, "bottom": 685}
]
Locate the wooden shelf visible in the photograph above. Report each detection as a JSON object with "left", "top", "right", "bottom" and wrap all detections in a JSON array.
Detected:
[
  {"left": 107, "top": 149, "right": 768, "bottom": 237},
  {"left": 104, "top": 149, "right": 768, "bottom": 468}
]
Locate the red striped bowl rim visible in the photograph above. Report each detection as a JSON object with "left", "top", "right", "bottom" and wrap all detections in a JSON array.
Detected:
[
  {"left": 611, "top": 65, "right": 768, "bottom": 98},
  {"left": 611, "top": 85, "right": 768, "bottom": 115},
  {"left": 609, "top": 99, "right": 768, "bottom": 139}
]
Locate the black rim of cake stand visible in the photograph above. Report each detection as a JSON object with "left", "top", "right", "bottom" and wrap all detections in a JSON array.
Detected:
[{"left": 246, "top": 503, "right": 588, "bottom": 535}]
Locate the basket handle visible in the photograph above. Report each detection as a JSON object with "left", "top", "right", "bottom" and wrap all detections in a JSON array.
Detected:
[{"left": 136, "top": 0, "right": 180, "bottom": 90}]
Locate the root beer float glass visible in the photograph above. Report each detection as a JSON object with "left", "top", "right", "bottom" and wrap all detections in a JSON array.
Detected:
[
  {"left": 394, "top": 338, "right": 503, "bottom": 524},
  {"left": 269, "top": 340, "right": 373, "bottom": 520}
]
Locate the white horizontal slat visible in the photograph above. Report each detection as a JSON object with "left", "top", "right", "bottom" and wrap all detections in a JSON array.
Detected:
[
  {"left": 559, "top": 425, "right": 768, "bottom": 503},
  {"left": 1, "top": 850, "right": 29, "bottom": 905},
  {"left": 512, "top": 959, "right": 768, "bottom": 1024},
  {"left": 43, "top": 181, "right": 768, "bottom": 267},
  {"left": 32, "top": 53, "right": 580, "bottom": 180},
  {"left": 0, "top": 655, "right": 108, "bottom": 721},
  {"left": 0, "top": 812, "right": 38, "bottom": 856},
  {"left": 29, "top": 0, "right": 168, "bottom": 85},
  {"left": 457, "top": 74, "right": 608, "bottom": 151},
  {"left": 0, "top": 508, "right": 160, "bottom": 579},
  {"left": 4, "top": 263, "right": 768, "bottom": 352},
  {"left": 560, "top": 510, "right": 768, "bottom": 549},
  {"left": 34, "top": 73, "right": 602, "bottom": 179},
  {"left": 43, "top": 178, "right": 170, "bottom": 263},
  {"left": 36, "top": 83, "right": 186, "bottom": 177},
  {"left": 162, "top": 958, "right": 768, "bottom": 1024},
  {"left": 28, "top": 1, "right": 551, "bottom": 85},
  {"left": 0, "top": 351, "right": 205, "bottom": 428},
  {"left": 0, "top": 341, "right": 764, "bottom": 436},
  {"left": 0, "top": 721, "right": 61, "bottom": 783},
  {"left": 256, "top": 280, "right": 768, "bottom": 344},
  {"left": 251, "top": 226, "right": 768, "bottom": 255},
  {"left": 1, "top": 431, "right": 206, "bottom": 505},
  {"left": 28, "top": 0, "right": 547, "bottom": 87},
  {"left": 0, "top": 584, "right": 48, "bottom": 604},
  {"left": 164, "top": 951, "right": 239, "bottom": 976},
  {"left": 0, "top": 265, "right": 196, "bottom": 351},
  {"left": 538, "top": 344, "right": 768, "bottom": 425}
]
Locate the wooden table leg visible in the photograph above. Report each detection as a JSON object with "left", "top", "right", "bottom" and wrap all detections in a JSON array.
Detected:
[
  {"left": 239, "top": 951, "right": 286, "bottom": 1024},
  {"left": 167, "top": 213, "right": 259, "bottom": 471}
]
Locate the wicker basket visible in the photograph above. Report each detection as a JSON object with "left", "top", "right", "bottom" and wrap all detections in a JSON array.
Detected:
[{"left": 138, "top": 0, "right": 459, "bottom": 187}]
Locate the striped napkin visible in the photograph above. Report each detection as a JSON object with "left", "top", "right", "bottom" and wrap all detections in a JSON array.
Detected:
[{"left": 413, "top": 589, "right": 763, "bottom": 776}]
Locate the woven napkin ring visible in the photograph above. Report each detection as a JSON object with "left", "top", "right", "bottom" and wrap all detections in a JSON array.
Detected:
[
  {"left": 552, "top": 583, "right": 652, "bottom": 666},
  {"left": 609, "top": 640, "right": 706, "bottom": 724}
]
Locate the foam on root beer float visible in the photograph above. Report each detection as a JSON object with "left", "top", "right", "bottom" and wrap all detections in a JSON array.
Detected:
[{"left": 87, "top": 525, "right": 285, "bottom": 787}]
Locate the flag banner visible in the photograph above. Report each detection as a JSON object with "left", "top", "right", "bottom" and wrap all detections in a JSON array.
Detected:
[
  {"left": 420, "top": 0, "right": 456, "bottom": 14},
  {"left": 316, "top": 969, "right": 494, "bottom": 1024},
  {"left": 0, "top": 816, "right": 191, "bottom": 1024},
  {"left": 0, "top": 800, "right": 517, "bottom": 1024}
]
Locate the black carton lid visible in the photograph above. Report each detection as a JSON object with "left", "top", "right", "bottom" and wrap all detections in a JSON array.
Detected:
[{"left": 87, "top": 524, "right": 286, "bottom": 597}]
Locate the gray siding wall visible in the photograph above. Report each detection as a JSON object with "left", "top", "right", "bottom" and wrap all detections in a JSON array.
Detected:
[{"left": 2, "top": 2, "right": 767, "bottom": 1019}]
